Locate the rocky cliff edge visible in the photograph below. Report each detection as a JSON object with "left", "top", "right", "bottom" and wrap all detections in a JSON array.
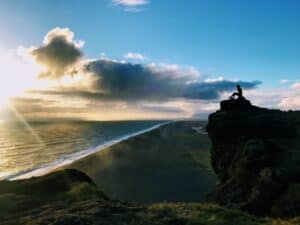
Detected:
[{"left": 206, "top": 97, "right": 300, "bottom": 217}]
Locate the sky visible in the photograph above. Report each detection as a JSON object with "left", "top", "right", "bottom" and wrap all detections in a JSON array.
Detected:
[{"left": 0, "top": 0, "right": 299, "bottom": 120}]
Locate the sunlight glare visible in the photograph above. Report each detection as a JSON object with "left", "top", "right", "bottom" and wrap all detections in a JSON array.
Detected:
[{"left": 0, "top": 46, "right": 47, "bottom": 106}]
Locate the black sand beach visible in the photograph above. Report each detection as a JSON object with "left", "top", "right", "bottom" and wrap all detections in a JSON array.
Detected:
[{"left": 65, "top": 120, "right": 217, "bottom": 203}]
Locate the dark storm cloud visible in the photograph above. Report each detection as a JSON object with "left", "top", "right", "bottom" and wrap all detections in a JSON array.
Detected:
[
  {"left": 31, "top": 28, "right": 83, "bottom": 79},
  {"left": 84, "top": 60, "right": 186, "bottom": 100},
  {"left": 182, "top": 80, "right": 262, "bottom": 100},
  {"left": 82, "top": 59, "right": 261, "bottom": 101}
]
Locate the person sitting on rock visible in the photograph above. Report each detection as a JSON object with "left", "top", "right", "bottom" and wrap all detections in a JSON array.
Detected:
[{"left": 230, "top": 85, "right": 243, "bottom": 99}]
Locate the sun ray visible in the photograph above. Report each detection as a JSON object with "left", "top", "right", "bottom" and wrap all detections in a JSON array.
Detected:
[{"left": 7, "top": 102, "right": 44, "bottom": 146}]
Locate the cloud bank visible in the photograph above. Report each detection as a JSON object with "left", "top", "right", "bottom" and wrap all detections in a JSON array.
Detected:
[
  {"left": 27, "top": 27, "right": 261, "bottom": 104},
  {"left": 83, "top": 59, "right": 261, "bottom": 101},
  {"left": 279, "top": 82, "right": 300, "bottom": 109},
  {"left": 5, "top": 27, "right": 266, "bottom": 120}
]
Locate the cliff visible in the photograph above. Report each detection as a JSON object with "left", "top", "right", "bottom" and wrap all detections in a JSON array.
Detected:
[{"left": 206, "top": 97, "right": 300, "bottom": 217}]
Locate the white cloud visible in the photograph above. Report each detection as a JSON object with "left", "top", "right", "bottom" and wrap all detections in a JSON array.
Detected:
[
  {"left": 291, "top": 82, "right": 300, "bottom": 89},
  {"left": 124, "top": 52, "right": 148, "bottom": 61},
  {"left": 43, "top": 27, "right": 84, "bottom": 48},
  {"left": 112, "top": 0, "right": 149, "bottom": 12},
  {"left": 204, "top": 76, "right": 225, "bottom": 83},
  {"left": 237, "top": 88, "right": 284, "bottom": 109},
  {"left": 279, "top": 95, "right": 300, "bottom": 110},
  {"left": 112, "top": 0, "right": 149, "bottom": 6},
  {"left": 278, "top": 82, "right": 300, "bottom": 110},
  {"left": 279, "top": 79, "right": 300, "bottom": 85},
  {"left": 228, "top": 83, "right": 300, "bottom": 110},
  {"left": 280, "top": 79, "right": 289, "bottom": 84}
]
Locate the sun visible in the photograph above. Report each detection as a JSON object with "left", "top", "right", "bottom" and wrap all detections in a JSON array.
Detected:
[{"left": 0, "top": 47, "right": 45, "bottom": 106}]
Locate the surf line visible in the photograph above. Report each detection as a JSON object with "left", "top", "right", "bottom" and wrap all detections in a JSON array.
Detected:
[{"left": 9, "top": 121, "right": 173, "bottom": 180}]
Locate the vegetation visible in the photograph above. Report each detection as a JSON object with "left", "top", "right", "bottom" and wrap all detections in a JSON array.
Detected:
[{"left": 1, "top": 169, "right": 300, "bottom": 225}]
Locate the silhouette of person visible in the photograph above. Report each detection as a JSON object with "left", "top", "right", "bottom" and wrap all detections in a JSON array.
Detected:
[{"left": 230, "top": 85, "right": 243, "bottom": 99}]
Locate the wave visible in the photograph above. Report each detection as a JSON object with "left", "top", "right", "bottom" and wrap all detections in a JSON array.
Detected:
[{"left": 8, "top": 121, "right": 172, "bottom": 181}]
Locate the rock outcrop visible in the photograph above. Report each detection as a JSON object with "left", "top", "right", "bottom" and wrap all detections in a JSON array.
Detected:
[{"left": 206, "top": 97, "right": 300, "bottom": 217}]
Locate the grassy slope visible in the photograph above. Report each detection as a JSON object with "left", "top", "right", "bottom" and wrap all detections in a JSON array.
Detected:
[
  {"left": 1, "top": 170, "right": 299, "bottom": 225},
  {"left": 65, "top": 121, "right": 217, "bottom": 203}
]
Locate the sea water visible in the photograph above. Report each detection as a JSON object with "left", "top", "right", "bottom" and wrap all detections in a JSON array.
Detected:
[{"left": 0, "top": 120, "right": 168, "bottom": 180}]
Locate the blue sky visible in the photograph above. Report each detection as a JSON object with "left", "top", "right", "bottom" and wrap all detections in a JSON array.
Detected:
[
  {"left": 1, "top": 0, "right": 300, "bottom": 87},
  {"left": 0, "top": 0, "right": 300, "bottom": 120}
]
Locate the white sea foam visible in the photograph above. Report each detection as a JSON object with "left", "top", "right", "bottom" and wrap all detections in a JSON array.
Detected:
[{"left": 9, "top": 121, "right": 172, "bottom": 180}]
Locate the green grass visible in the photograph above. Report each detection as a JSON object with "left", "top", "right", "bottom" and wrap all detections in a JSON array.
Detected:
[{"left": 3, "top": 183, "right": 300, "bottom": 225}]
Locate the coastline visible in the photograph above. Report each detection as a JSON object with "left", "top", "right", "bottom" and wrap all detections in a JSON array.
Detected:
[
  {"left": 8, "top": 121, "right": 172, "bottom": 181},
  {"left": 2, "top": 113, "right": 300, "bottom": 224},
  {"left": 64, "top": 120, "right": 216, "bottom": 203}
]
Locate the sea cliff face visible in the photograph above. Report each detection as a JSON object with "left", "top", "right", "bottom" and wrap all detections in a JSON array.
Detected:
[{"left": 206, "top": 98, "right": 300, "bottom": 217}]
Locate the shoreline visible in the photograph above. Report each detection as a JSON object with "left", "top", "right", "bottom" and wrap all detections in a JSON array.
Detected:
[
  {"left": 8, "top": 121, "right": 173, "bottom": 181},
  {"left": 64, "top": 120, "right": 215, "bottom": 203}
]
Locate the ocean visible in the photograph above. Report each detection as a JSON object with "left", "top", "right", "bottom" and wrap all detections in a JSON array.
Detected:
[{"left": 0, "top": 120, "right": 168, "bottom": 180}]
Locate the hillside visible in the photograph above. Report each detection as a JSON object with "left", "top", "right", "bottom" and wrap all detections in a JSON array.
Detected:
[{"left": 1, "top": 169, "right": 299, "bottom": 225}]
